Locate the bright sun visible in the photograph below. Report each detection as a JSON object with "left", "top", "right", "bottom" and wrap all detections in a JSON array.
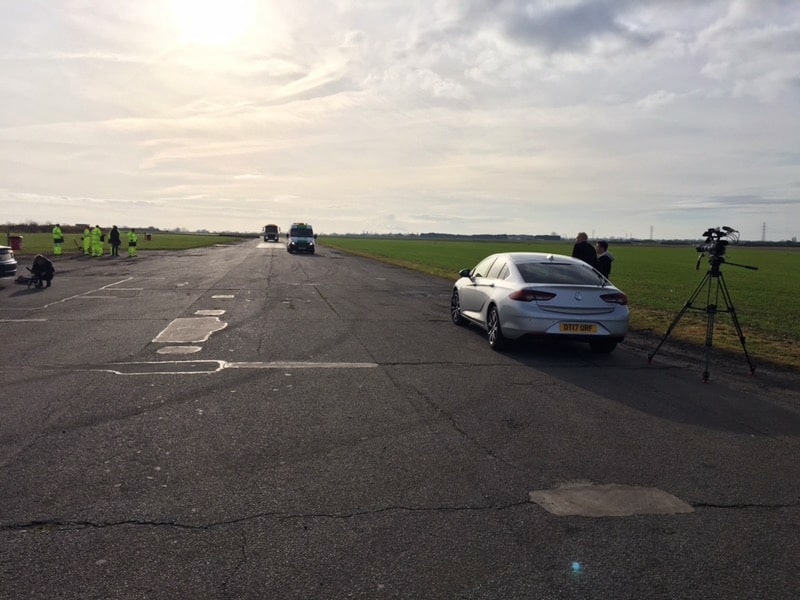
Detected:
[{"left": 170, "top": 0, "right": 254, "bottom": 45}]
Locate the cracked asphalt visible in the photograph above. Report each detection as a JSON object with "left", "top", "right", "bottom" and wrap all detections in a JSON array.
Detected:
[{"left": 1, "top": 240, "right": 798, "bottom": 599}]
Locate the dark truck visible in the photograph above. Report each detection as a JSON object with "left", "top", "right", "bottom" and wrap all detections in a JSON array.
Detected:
[{"left": 263, "top": 224, "right": 280, "bottom": 242}]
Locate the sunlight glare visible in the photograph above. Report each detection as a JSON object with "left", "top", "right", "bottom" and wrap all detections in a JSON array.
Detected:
[{"left": 170, "top": 0, "right": 254, "bottom": 45}]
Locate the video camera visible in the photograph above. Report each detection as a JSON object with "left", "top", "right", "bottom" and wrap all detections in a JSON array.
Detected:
[{"left": 696, "top": 226, "right": 739, "bottom": 258}]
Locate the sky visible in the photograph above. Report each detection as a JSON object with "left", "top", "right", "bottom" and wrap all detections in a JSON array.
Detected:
[{"left": 1, "top": 0, "right": 799, "bottom": 241}]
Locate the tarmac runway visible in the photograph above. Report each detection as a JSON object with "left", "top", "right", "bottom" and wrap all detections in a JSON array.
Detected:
[{"left": 1, "top": 239, "right": 798, "bottom": 599}]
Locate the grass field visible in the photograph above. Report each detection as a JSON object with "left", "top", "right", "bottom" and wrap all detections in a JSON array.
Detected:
[
  {"left": 319, "top": 236, "right": 800, "bottom": 370},
  {"left": 3, "top": 231, "right": 242, "bottom": 255}
]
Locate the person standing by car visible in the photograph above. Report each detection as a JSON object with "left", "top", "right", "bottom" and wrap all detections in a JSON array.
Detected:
[
  {"left": 52, "top": 224, "right": 63, "bottom": 256},
  {"left": 108, "top": 225, "right": 121, "bottom": 257},
  {"left": 127, "top": 228, "right": 138, "bottom": 257},
  {"left": 82, "top": 225, "right": 91, "bottom": 256},
  {"left": 596, "top": 240, "right": 614, "bottom": 278},
  {"left": 571, "top": 232, "right": 597, "bottom": 268}
]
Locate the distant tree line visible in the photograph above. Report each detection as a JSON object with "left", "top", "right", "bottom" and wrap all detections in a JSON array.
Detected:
[{"left": 323, "top": 232, "right": 798, "bottom": 246}]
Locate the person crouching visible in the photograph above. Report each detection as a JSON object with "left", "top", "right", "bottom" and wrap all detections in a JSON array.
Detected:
[{"left": 30, "top": 254, "right": 55, "bottom": 288}]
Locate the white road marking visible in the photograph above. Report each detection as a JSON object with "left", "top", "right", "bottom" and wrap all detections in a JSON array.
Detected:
[
  {"left": 153, "top": 317, "right": 227, "bottom": 343},
  {"left": 157, "top": 346, "right": 203, "bottom": 354},
  {"left": 227, "top": 361, "right": 378, "bottom": 369},
  {"left": 94, "top": 359, "right": 379, "bottom": 376},
  {"left": 212, "top": 294, "right": 235, "bottom": 299},
  {"left": 0, "top": 318, "right": 47, "bottom": 322},
  {"left": 1, "top": 276, "right": 140, "bottom": 312},
  {"left": 41, "top": 277, "right": 136, "bottom": 309},
  {"left": 195, "top": 309, "right": 226, "bottom": 316}
]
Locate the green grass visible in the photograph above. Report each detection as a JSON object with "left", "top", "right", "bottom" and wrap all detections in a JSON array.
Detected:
[
  {"left": 320, "top": 237, "right": 800, "bottom": 369},
  {"left": 4, "top": 231, "right": 243, "bottom": 255}
]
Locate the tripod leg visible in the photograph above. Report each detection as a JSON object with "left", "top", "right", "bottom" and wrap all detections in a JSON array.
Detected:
[
  {"left": 717, "top": 272, "right": 757, "bottom": 375},
  {"left": 648, "top": 272, "right": 710, "bottom": 362},
  {"left": 702, "top": 275, "right": 719, "bottom": 383}
]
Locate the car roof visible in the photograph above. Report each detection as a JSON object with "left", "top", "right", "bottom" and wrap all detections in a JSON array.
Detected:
[{"left": 491, "top": 252, "right": 583, "bottom": 264}]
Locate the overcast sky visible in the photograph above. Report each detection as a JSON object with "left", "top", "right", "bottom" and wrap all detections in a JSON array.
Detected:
[{"left": 1, "top": 0, "right": 798, "bottom": 240}]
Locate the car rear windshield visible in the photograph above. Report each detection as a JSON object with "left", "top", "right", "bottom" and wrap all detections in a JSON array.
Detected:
[{"left": 516, "top": 261, "right": 601, "bottom": 285}]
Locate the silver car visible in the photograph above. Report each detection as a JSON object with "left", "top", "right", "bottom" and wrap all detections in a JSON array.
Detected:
[
  {"left": 0, "top": 245, "right": 17, "bottom": 280},
  {"left": 450, "top": 252, "right": 629, "bottom": 352}
]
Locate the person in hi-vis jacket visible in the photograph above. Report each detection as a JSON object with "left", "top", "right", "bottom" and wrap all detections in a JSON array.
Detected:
[
  {"left": 91, "top": 225, "right": 103, "bottom": 257},
  {"left": 52, "top": 224, "right": 63, "bottom": 256},
  {"left": 127, "top": 229, "right": 138, "bottom": 257}
]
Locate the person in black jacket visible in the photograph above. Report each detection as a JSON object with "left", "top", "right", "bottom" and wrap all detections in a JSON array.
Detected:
[
  {"left": 108, "top": 225, "right": 122, "bottom": 257},
  {"left": 595, "top": 240, "right": 614, "bottom": 279},
  {"left": 571, "top": 232, "right": 597, "bottom": 268},
  {"left": 30, "top": 254, "right": 55, "bottom": 288}
]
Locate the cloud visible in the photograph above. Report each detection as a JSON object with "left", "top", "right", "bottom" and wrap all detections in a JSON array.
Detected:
[{"left": 0, "top": 0, "right": 798, "bottom": 240}]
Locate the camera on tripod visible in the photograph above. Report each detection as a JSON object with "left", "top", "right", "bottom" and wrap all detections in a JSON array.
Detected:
[
  {"left": 696, "top": 226, "right": 738, "bottom": 258},
  {"left": 650, "top": 224, "right": 757, "bottom": 382}
]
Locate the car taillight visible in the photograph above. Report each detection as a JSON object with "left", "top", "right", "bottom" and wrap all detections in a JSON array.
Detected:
[
  {"left": 601, "top": 292, "right": 628, "bottom": 305},
  {"left": 509, "top": 289, "right": 556, "bottom": 302}
]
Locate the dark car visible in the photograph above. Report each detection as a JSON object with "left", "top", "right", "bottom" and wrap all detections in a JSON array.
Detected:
[
  {"left": 0, "top": 245, "right": 18, "bottom": 280},
  {"left": 263, "top": 224, "right": 280, "bottom": 242}
]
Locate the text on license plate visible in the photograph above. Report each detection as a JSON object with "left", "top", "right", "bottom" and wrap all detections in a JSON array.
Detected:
[{"left": 560, "top": 322, "right": 598, "bottom": 333}]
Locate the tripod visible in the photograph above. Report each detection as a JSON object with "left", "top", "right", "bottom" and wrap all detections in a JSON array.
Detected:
[{"left": 648, "top": 255, "right": 757, "bottom": 382}]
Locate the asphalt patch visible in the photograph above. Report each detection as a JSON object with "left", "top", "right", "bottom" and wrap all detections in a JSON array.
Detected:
[{"left": 529, "top": 483, "right": 694, "bottom": 517}]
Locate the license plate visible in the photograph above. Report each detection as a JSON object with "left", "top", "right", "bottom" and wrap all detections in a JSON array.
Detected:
[{"left": 559, "top": 322, "right": 598, "bottom": 333}]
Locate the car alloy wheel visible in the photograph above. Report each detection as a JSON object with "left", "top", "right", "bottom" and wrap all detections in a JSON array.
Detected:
[
  {"left": 450, "top": 289, "right": 467, "bottom": 325},
  {"left": 487, "top": 305, "right": 506, "bottom": 350}
]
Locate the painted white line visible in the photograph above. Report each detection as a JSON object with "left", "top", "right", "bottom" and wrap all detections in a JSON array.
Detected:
[
  {"left": 40, "top": 277, "right": 136, "bottom": 309},
  {"left": 96, "top": 359, "right": 224, "bottom": 374},
  {"left": 0, "top": 318, "right": 47, "bottom": 322},
  {"left": 227, "top": 361, "right": 378, "bottom": 369},
  {"left": 157, "top": 346, "right": 203, "bottom": 355},
  {"left": 212, "top": 294, "right": 235, "bottom": 299},
  {"left": 93, "top": 359, "right": 379, "bottom": 376},
  {"left": 195, "top": 309, "right": 226, "bottom": 316},
  {"left": 100, "top": 278, "right": 135, "bottom": 289}
]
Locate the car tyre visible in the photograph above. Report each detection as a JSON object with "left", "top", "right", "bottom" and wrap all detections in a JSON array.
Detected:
[
  {"left": 450, "top": 289, "right": 467, "bottom": 326},
  {"left": 590, "top": 339, "right": 618, "bottom": 353},
  {"left": 487, "top": 305, "right": 506, "bottom": 351}
]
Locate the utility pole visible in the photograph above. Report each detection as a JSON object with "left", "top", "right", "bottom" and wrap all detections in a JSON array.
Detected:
[{"left": 762, "top": 222, "right": 766, "bottom": 242}]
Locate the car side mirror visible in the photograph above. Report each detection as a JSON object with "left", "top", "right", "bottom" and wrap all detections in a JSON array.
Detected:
[{"left": 459, "top": 268, "right": 472, "bottom": 278}]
